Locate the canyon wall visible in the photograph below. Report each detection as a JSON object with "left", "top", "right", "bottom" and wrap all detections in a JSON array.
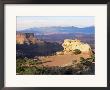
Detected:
[{"left": 16, "top": 32, "right": 39, "bottom": 44}]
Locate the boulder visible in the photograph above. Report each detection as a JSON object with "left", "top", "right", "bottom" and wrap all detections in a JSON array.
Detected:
[{"left": 56, "top": 39, "right": 93, "bottom": 57}]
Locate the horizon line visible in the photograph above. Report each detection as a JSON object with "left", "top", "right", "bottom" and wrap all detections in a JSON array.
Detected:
[{"left": 17, "top": 25, "right": 95, "bottom": 31}]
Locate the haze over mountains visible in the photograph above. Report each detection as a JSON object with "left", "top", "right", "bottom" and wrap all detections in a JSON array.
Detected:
[
  {"left": 17, "top": 26, "right": 95, "bottom": 49},
  {"left": 17, "top": 26, "right": 95, "bottom": 35}
]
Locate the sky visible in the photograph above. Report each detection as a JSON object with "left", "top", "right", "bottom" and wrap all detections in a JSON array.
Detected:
[{"left": 16, "top": 16, "right": 94, "bottom": 30}]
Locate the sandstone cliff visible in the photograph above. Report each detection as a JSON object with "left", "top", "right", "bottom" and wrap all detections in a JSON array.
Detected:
[
  {"left": 16, "top": 32, "right": 41, "bottom": 44},
  {"left": 16, "top": 33, "right": 26, "bottom": 44}
]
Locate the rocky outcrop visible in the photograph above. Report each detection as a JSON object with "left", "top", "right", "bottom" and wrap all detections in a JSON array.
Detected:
[
  {"left": 16, "top": 32, "right": 40, "bottom": 44},
  {"left": 56, "top": 39, "right": 93, "bottom": 57},
  {"left": 16, "top": 33, "right": 26, "bottom": 44}
]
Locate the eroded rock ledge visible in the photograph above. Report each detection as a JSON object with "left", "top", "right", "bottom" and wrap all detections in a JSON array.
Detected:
[{"left": 56, "top": 39, "right": 93, "bottom": 57}]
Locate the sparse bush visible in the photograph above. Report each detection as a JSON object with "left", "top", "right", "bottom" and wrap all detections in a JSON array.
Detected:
[
  {"left": 91, "top": 54, "right": 95, "bottom": 62},
  {"left": 78, "top": 56, "right": 95, "bottom": 74},
  {"left": 73, "top": 49, "right": 81, "bottom": 55},
  {"left": 80, "top": 57, "right": 92, "bottom": 66}
]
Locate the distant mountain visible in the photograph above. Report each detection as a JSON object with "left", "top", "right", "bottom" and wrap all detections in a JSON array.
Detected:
[
  {"left": 17, "top": 26, "right": 95, "bottom": 35},
  {"left": 17, "top": 27, "right": 43, "bottom": 35}
]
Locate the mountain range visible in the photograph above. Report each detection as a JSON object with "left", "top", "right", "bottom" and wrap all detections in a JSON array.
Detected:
[{"left": 17, "top": 26, "right": 95, "bottom": 35}]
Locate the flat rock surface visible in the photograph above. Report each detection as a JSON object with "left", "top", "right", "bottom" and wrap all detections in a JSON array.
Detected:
[{"left": 38, "top": 53, "right": 90, "bottom": 67}]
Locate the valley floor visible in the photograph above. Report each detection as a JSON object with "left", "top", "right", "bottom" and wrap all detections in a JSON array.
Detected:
[{"left": 38, "top": 53, "right": 91, "bottom": 67}]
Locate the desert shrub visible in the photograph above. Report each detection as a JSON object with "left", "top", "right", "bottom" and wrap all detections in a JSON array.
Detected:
[
  {"left": 17, "top": 66, "right": 38, "bottom": 75},
  {"left": 80, "top": 57, "right": 92, "bottom": 66},
  {"left": 79, "top": 57, "right": 95, "bottom": 74},
  {"left": 16, "top": 66, "right": 25, "bottom": 73},
  {"left": 16, "top": 65, "right": 94, "bottom": 75},
  {"left": 73, "top": 49, "right": 81, "bottom": 55},
  {"left": 80, "top": 54, "right": 95, "bottom": 65},
  {"left": 91, "top": 54, "right": 95, "bottom": 62}
]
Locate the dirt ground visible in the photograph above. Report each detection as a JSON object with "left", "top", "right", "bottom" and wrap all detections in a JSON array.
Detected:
[{"left": 38, "top": 53, "right": 91, "bottom": 67}]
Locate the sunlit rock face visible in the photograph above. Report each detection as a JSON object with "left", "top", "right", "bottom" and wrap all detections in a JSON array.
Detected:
[
  {"left": 16, "top": 33, "right": 38, "bottom": 44},
  {"left": 16, "top": 33, "right": 26, "bottom": 44},
  {"left": 62, "top": 39, "right": 91, "bottom": 51},
  {"left": 57, "top": 39, "right": 93, "bottom": 57}
]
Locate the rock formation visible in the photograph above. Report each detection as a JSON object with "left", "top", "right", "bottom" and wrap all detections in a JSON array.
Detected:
[
  {"left": 16, "top": 32, "right": 40, "bottom": 44},
  {"left": 56, "top": 39, "right": 93, "bottom": 57},
  {"left": 16, "top": 33, "right": 26, "bottom": 44}
]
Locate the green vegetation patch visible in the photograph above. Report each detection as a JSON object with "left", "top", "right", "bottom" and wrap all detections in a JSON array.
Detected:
[{"left": 73, "top": 49, "right": 81, "bottom": 55}]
